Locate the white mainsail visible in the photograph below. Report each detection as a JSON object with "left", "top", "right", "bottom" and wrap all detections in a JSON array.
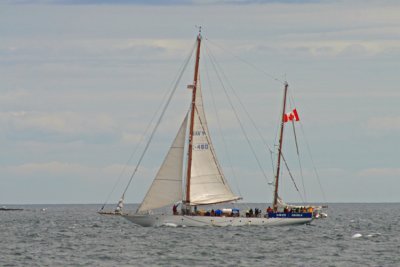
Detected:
[
  {"left": 189, "top": 85, "right": 241, "bottom": 205},
  {"left": 137, "top": 114, "right": 188, "bottom": 213}
]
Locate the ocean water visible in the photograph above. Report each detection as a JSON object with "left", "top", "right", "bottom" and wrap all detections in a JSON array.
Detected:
[{"left": 1, "top": 203, "right": 399, "bottom": 267}]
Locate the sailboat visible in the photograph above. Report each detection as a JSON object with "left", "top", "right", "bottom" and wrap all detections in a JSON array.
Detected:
[{"left": 119, "top": 30, "right": 318, "bottom": 227}]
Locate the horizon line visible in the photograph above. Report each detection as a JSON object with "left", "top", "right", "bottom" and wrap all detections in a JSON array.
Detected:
[{"left": 2, "top": 201, "right": 400, "bottom": 205}]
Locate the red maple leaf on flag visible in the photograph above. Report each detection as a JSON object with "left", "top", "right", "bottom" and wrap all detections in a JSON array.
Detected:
[{"left": 283, "top": 108, "right": 300, "bottom": 123}]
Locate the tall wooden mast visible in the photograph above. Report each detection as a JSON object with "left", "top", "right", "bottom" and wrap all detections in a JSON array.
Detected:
[
  {"left": 273, "top": 82, "right": 289, "bottom": 210},
  {"left": 185, "top": 29, "right": 202, "bottom": 204}
]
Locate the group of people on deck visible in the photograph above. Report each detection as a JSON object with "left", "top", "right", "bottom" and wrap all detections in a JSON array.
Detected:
[
  {"left": 266, "top": 206, "right": 313, "bottom": 214},
  {"left": 172, "top": 204, "right": 240, "bottom": 217},
  {"left": 172, "top": 204, "right": 314, "bottom": 217},
  {"left": 245, "top": 208, "right": 261, "bottom": 217}
]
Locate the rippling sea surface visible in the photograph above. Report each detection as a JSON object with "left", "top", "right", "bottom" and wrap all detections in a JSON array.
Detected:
[{"left": 1, "top": 203, "right": 399, "bottom": 266}]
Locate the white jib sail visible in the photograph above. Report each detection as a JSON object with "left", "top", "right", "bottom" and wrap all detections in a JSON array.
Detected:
[
  {"left": 189, "top": 85, "right": 241, "bottom": 205},
  {"left": 137, "top": 114, "right": 188, "bottom": 213}
]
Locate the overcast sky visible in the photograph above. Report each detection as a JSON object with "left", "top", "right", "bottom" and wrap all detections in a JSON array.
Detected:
[{"left": 1, "top": 0, "right": 399, "bottom": 205}]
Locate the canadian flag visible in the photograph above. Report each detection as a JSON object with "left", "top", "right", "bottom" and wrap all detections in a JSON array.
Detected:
[{"left": 283, "top": 108, "right": 300, "bottom": 123}]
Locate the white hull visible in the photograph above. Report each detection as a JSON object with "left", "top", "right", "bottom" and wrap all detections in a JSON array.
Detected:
[{"left": 122, "top": 214, "right": 312, "bottom": 227}]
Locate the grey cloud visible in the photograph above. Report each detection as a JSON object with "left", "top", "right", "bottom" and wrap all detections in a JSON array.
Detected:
[{"left": 4, "top": 0, "right": 326, "bottom": 6}]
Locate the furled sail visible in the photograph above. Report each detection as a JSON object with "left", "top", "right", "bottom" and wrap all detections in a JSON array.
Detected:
[
  {"left": 189, "top": 85, "right": 241, "bottom": 205},
  {"left": 276, "top": 196, "right": 309, "bottom": 210},
  {"left": 137, "top": 114, "right": 188, "bottom": 213},
  {"left": 276, "top": 196, "right": 287, "bottom": 209}
]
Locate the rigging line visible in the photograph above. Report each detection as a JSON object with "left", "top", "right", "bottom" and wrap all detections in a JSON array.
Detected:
[
  {"left": 292, "top": 121, "right": 300, "bottom": 156},
  {"left": 292, "top": 121, "right": 307, "bottom": 203},
  {"left": 206, "top": 40, "right": 280, "bottom": 182},
  {"left": 288, "top": 86, "right": 327, "bottom": 203},
  {"left": 204, "top": 43, "right": 273, "bottom": 194},
  {"left": 273, "top": 116, "right": 281, "bottom": 157},
  {"left": 193, "top": 104, "right": 230, "bottom": 188},
  {"left": 287, "top": 86, "right": 307, "bottom": 201},
  {"left": 205, "top": 42, "right": 274, "bottom": 184},
  {"left": 100, "top": 110, "right": 157, "bottom": 211},
  {"left": 286, "top": 81, "right": 299, "bottom": 110},
  {"left": 202, "top": 52, "right": 243, "bottom": 197},
  {"left": 280, "top": 149, "right": 305, "bottom": 203},
  {"left": 203, "top": 41, "right": 280, "bottom": 179},
  {"left": 205, "top": 38, "right": 284, "bottom": 85},
  {"left": 100, "top": 60, "right": 185, "bottom": 211},
  {"left": 120, "top": 41, "right": 197, "bottom": 203},
  {"left": 207, "top": 42, "right": 278, "bottom": 181},
  {"left": 299, "top": 121, "right": 328, "bottom": 203},
  {"left": 137, "top": 110, "right": 190, "bottom": 213},
  {"left": 297, "top": 155, "right": 307, "bottom": 203},
  {"left": 269, "top": 149, "right": 276, "bottom": 183},
  {"left": 191, "top": 80, "right": 227, "bottom": 186},
  {"left": 284, "top": 87, "right": 307, "bottom": 202}
]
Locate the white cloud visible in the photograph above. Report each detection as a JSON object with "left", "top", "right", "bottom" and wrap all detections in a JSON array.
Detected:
[
  {"left": 357, "top": 168, "right": 400, "bottom": 177},
  {"left": 0, "top": 111, "right": 119, "bottom": 143},
  {"left": 0, "top": 38, "right": 193, "bottom": 64},
  {"left": 366, "top": 116, "right": 400, "bottom": 134},
  {"left": 4, "top": 161, "right": 93, "bottom": 176},
  {"left": 1, "top": 161, "right": 146, "bottom": 179},
  {"left": 0, "top": 89, "right": 30, "bottom": 101},
  {"left": 242, "top": 39, "right": 400, "bottom": 60}
]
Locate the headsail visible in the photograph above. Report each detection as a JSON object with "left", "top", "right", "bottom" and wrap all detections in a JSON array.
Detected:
[
  {"left": 137, "top": 114, "right": 188, "bottom": 213},
  {"left": 189, "top": 85, "right": 241, "bottom": 205}
]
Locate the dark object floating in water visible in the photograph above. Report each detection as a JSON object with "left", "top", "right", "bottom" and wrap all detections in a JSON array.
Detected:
[{"left": 0, "top": 207, "right": 23, "bottom": 211}]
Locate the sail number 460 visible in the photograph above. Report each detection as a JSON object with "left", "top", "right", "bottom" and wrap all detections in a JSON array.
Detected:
[{"left": 193, "top": 143, "right": 209, "bottom": 150}]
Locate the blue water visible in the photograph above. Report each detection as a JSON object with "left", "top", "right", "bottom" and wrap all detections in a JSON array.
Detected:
[{"left": 1, "top": 203, "right": 399, "bottom": 266}]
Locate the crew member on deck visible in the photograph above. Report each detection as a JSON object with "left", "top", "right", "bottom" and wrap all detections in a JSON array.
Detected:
[
  {"left": 249, "top": 208, "right": 253, "bottom": 217},
  {"left": 283, "top": 206, "right": 288, "bottom": 213}
]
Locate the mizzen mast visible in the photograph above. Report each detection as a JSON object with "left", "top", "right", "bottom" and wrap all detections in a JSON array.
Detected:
[
  {"left": 273, "top": 82, "right": 289, "bottom": 211},
  {"left": 185, "top": 28, "right": 202, "bottom": 205}
]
